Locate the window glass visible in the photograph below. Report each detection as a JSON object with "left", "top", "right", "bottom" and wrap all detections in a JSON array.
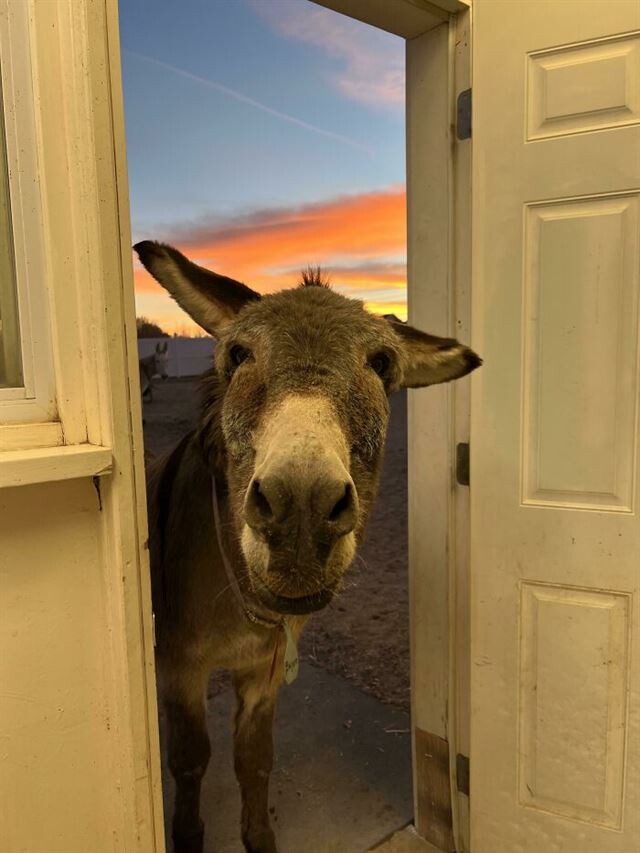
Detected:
[{"left": 0, "top": 75, "right": 22, "bottom": 389}]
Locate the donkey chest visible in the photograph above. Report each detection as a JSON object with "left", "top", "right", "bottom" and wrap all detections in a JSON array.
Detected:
[
  {"left": 204, "top": 621, "right": 276, "bottom": 670},
  {"left": 190, "top": 607, "right": 307, "bottom": 674}
]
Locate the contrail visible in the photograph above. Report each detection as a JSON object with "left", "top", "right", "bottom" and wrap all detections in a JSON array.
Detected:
[{"left": 123, "top": 49, "right": 373, "bottom": 156}]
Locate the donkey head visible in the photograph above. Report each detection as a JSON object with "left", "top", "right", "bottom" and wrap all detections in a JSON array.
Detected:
[
  {"left": 135, "top": 241, "right": 481, "bottom": 615},
  {"left": 154, "top": 340, "right": 169, "bottom": 380}
]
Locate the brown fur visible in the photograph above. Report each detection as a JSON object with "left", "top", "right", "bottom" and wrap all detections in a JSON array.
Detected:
[{"left": 136, "top": 241, "right": 480, "bottom": 852}]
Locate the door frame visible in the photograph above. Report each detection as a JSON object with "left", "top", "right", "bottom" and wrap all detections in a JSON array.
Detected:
[
  {"left": 313, "top": 3, "right": 473, "bottom": 850},
  {"left": 1, "top": 0, "right": 163, "bottom": 849},
  {"left": 103, "top": 0, "right": 474, "bottom": 849}
]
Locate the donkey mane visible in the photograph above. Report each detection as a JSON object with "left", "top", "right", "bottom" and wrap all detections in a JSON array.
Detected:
[
  {"left": 197, "top": 367, "right": 227, "bottom": 472},
  {"left": 299, "top": 265, "right": 331, "bottom": 289}
]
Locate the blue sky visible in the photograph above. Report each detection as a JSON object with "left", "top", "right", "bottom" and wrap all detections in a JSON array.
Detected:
[{"left": 119, "top": 0, "right": 407, "bottom": 332}]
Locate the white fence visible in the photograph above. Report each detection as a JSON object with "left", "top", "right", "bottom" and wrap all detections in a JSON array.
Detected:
[{"left": 137, "top": 337, "right": 215, "bottom": 378}]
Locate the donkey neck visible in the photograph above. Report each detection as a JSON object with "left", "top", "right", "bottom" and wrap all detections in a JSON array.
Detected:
[{"left": 192, "top": 420, "right": 285, "bottom": 628}]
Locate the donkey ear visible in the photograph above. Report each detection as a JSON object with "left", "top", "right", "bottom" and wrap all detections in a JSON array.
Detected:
[
  {"left": 134, "top": 241, "right": 260, "bottom": 336},
  {"left": 391, "top": 321, "right": 482, "bottom": 388}
]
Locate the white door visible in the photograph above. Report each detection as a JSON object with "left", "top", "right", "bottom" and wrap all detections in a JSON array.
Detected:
[{"left": 470, "top": 2, "right": 640, "bottom": 851}]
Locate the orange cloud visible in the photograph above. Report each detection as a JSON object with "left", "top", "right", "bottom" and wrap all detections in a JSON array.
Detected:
[
  {"left": 134, "top": 186, "right": 407, "bottom": 331},
  {"left": 321, "top": 263, "right": 406, "bottom": 296}
]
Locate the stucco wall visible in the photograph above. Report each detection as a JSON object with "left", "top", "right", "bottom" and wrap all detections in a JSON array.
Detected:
[{"left": 0, "top": 479, "right": 133, "bottom": 851}]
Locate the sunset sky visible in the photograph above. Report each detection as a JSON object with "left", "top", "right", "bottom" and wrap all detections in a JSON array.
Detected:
[{"left": 119, "top": 0, "right": 406, "bottom": 335}]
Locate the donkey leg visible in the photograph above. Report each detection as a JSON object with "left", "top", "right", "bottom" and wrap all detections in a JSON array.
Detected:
[
  {"left": 165, "top": 671, "right": 211, "bottom": 853},
  {"left": 233, "top": 665, "right": 281, "bottom": 853}
]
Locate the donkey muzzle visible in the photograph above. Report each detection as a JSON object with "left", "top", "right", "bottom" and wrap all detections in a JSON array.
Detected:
[
  {"left": 241, "top": 394, "right": 358, "bottom": 601},
  {"left": 244, "top": 472, "right": 358, "bottom": 544},
  {"left": 250, "top": 576, "right": 336, "bottom": 615},
  {"left": 242, "top": 469, "right": 358, "bottom": 610}
]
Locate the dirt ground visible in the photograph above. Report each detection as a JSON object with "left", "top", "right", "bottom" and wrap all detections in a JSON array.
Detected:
[{"left": 142, "top": 377, "right": 409, "bottom": 710}]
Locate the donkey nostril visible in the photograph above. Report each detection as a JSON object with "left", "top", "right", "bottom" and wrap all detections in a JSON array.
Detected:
[
  {"left": 252, "top": 480, "right": 273, "bottom": 520},
  {"left": 329, "top": 483, "right": 353, "bottom": 522}
]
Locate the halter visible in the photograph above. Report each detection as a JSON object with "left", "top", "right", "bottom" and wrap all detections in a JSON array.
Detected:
[{"left": 211, "top": 475, "right": 299, "bottom": 683}]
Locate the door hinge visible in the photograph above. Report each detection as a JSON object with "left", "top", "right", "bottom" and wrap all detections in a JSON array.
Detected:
[
  {"left": 456, "top": 88, "right": 472, "bottom": 140},
  {"left": 456, "top": 442, "right": 470, "bottom": 486},
  {"left": 456, "top": 753, "right": 470, "bottom": 796},
  {"left": 456, "top": 754, "right": 469, "bottom": 797}
]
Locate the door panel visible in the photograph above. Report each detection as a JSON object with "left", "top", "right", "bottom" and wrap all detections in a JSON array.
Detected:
[
  {"left": 526, "top": 32, "right": 640, "bottom": 140},
  {"left": 519, "top": 582, "right": 630, "bottom": 830},
  {"left": 522, "top": 193, "right": 639, "bottom": 511},
  {"left": 470, "top": 2, "right": 640, "bottom": 851}
]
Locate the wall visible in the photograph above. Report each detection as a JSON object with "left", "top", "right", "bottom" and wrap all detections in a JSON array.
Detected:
[
  {"left": 0, "top": 480, "right": 132, "bottom": 851},
  {"left": 0, "top": 1, "right": 164, "bottom": 849}
]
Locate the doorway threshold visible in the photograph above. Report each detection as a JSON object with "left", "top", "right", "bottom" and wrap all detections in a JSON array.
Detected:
[{"left": 370, "top": 823, "right": 443, "bottom": 852}]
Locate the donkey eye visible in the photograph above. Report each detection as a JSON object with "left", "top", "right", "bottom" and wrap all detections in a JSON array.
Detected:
[
  {"left": 368, "top": 351, "right": 391, "bottom": 378},
  {"left": 229, "top": 345, "right": 251, "bottom": 368}
]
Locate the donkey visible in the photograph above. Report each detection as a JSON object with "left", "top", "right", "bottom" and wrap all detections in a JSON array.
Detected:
[
  {"left": 135, "top": 240, "right": 481, "bottom": 853},
  {"left": 139, "top": 340, "right": 169, "bottom": 401}
]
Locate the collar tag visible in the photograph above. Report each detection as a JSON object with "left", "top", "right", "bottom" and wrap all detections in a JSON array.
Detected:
[{"left": 283, "top": 620, "right": 299, "bottom": 684}]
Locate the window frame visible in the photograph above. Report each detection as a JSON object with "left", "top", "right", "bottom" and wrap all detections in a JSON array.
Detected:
[
  {"left": 0, "top": 0, "right": 116, "bottom": 479},
  {"left": 0, "top": 0, "right": 58, "bottom": 428}
]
